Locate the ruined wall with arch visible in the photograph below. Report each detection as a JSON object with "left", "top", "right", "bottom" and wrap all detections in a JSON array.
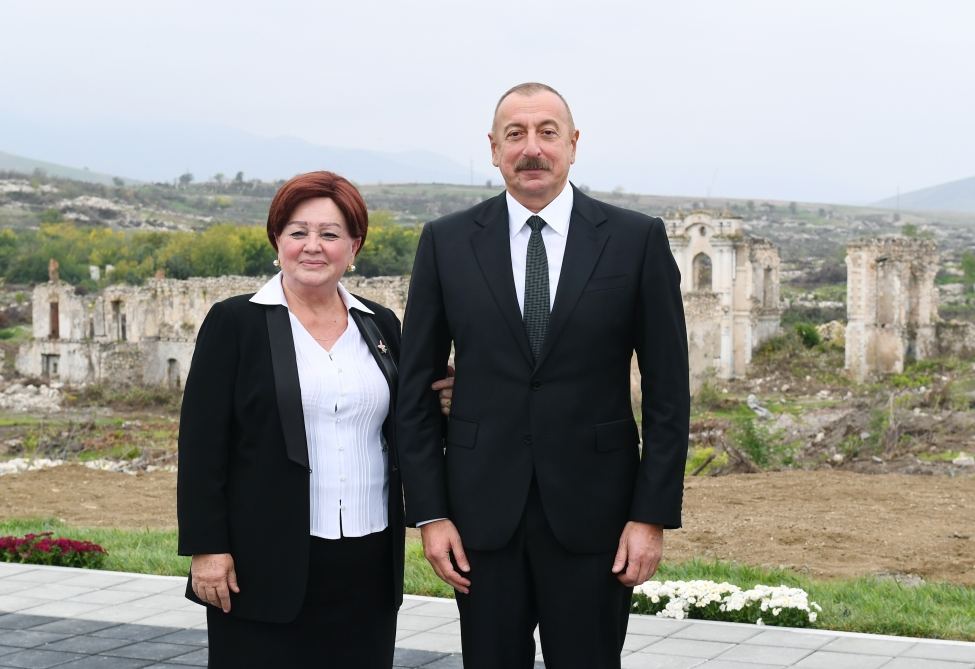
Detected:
[
  {"left": 15, "top": 275, "right": 409, "bottom": 386},
  {"left": 666, "top": 212, "right": 782, "bottom": 388},
  {"left": 19, "top": 222, "right": 780, "bottom": 395}
]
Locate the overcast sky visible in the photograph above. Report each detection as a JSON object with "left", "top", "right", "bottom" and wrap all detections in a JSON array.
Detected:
[{"left": 3, "top": 0, "right": 973, "bottom": 204}]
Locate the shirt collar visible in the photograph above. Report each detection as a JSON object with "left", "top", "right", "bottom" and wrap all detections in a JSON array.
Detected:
[
  {"left": 506, "top": 181, "right": 574, "bottom": 239},
  {"left": 249, "top": 272, "right": 374, "bottom": 315},
  {"left": 337, "top": 282, "right": 374, "bottom": 314}
]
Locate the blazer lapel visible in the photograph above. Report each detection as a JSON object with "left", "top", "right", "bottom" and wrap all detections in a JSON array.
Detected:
[
  {"left": 349, "top": 309, "right": 397, "bottom": 395},
  {"left": 535, "top": 190, "right": 609, "bottom": 371},
  {"left": 264, "top": 305, "right": 310, "bottom": 471},
  {"left": 470, "top": 195, "right": 534, "bottom": 368}
]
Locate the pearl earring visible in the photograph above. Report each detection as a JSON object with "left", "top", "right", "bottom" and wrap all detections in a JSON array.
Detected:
[
  {"left": 347, "top": 263, "right": 356, "bottom": 273},
  {"left": 272, "top": 259, "right": 280, "bottom": 267}
]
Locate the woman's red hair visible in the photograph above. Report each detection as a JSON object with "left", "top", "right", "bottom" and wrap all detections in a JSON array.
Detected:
[{"left": 266, "top": 171, "right": 368, "bottom": 253}]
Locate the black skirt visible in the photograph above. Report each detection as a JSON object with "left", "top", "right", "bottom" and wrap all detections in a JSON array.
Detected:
[{"left": 206, "top": 529, "right": 397, "bottom": 668}]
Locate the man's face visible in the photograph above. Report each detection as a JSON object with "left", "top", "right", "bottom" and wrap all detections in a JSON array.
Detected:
[{"left": 489, "top": 91, "right": 579, "bottom": 212}]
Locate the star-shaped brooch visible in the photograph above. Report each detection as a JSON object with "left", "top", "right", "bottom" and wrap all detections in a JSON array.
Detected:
[{"left": 377, "top": 340, "right": 389, "bottom": 355}]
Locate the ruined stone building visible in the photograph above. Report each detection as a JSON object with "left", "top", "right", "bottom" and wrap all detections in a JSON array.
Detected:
[
  {"left": 15, "top": 275, "right": 408, "bottom": 387},
  {"left": 845, "top": 238, "right": 940, "bottom": 381},
  {"left": 18, "top": 215, "right": 780, "bottom": 391},
  {"left": 665, "top": 212, "right": 782, "bottom": 389}
]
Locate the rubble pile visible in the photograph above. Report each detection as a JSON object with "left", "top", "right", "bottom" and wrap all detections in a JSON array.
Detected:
[
  {"left": 0, "top": 456, "right": 176, "bottom": 477},
  {"left": 0, "top": 382, "right": 61, "bottom": 412}
]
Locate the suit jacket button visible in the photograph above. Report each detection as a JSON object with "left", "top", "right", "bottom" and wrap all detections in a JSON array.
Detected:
[
  {"left": 523, "top": 435, "right": 532, "bottom": 445},
  {"left": 531, "top": 381, "right": 542, "bottom": 390}
]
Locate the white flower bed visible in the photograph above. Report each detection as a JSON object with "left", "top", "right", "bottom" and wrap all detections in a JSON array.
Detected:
[{"left": 633, "top": 579, "right": 822, "bottom": 627}]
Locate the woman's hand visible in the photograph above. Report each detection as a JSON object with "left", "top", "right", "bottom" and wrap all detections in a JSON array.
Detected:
[
  {"left": 431, "top": 365, "right": 455, "bottom": 416},
  {"left": 191, "top": 553, "right": 240, "bottom": 613}
]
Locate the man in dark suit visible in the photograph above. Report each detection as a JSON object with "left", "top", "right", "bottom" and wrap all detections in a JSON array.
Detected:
[{"left": 397, "top": 82, "right": 690, "bottom": 669}]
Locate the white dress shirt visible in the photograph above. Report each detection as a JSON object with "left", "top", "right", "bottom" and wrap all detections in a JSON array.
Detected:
[
  {"left": 250, "top": 274, "right": 389, "bottom": 539},
  {"left": 507, "top": 181, "right": 574, "bottom": 312}
]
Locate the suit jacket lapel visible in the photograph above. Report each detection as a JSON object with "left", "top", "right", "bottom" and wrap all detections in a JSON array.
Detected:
[
  {"left": 349, "top": 309, "right": 397, "bottom": 397},
  {"left": 470, "top": 195, "right": 534, "bottom": 368},
  {"left": 535, "top": 189, "right": 609, "bottom": 371},
  {"left": 264, "top": 305, "right": 310, "bottom": 471}
]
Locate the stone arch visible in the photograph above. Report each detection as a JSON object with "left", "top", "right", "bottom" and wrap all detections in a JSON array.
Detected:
[{"left": 693, "top": 253, "right": 713, "bottom": 292}]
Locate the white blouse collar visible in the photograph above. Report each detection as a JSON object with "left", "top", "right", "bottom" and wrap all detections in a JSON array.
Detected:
[{"left": 249, "top": 272, "right": 374, "bottom": 315}]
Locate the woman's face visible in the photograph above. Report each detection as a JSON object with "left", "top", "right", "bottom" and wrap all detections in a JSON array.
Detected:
[{"left": 276, "top": 197, "right": 361, "bottom": 293}]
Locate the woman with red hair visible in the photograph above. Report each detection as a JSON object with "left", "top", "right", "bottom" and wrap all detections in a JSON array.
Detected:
[{"left": 177, "top": 171, "right": 421, "bottom": 667}]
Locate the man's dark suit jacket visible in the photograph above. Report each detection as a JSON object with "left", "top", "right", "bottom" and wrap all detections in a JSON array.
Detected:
[
  {"left": 177, "top": 292, "right": 403, "bottom": 623},
  {"left": 398, "top": 185, "right": 690, "bottom": 554}
]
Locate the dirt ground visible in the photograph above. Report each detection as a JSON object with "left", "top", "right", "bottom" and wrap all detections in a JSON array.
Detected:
[
  {"left": 2, "top": 466, "right": 973, "bottom": 585},
  {"left": 0, "top": 467, "right": 177, "bottom": 529}
]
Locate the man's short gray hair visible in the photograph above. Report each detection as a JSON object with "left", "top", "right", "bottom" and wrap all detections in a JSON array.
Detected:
[{"left": 493, "top": 82, "right": 575, "bottom": 130}]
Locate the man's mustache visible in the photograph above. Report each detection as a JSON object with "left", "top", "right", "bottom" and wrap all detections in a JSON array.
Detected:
[{"left": 515, "top": 157, "right": 550, "bottom": 171}]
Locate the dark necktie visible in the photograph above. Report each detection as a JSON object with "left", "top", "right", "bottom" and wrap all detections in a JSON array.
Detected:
[{"left": 523, "top": 215, "right": 550, "bottom": 360}]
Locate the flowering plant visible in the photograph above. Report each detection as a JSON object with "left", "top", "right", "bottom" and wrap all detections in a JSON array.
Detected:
[
  {"left": 632, "top": 579, "right": 821, "bottom": 628},
  {"left": 0, "top": 532, "right": 107, "bottom": 569}
]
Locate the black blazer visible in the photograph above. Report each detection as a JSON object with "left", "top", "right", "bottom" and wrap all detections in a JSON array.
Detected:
[
  {"left": 397, "top": 186, "right": 690, "bottom": 554},
  {"left": 177, "top": 292, "right": 403, "bottom": 623}
]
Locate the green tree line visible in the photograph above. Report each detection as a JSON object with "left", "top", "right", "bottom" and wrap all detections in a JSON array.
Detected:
[{"left": 0, "top": 212, "right": 420, "bottom": 287}]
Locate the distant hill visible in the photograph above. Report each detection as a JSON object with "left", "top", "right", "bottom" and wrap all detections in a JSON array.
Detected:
[
  {"left": 874, "top": 176, "right": 975, "bottom": 214},
  {"left": 0, "top": 113, "right": 488, "bottom": 186},
  {"left": 0, "top": 150, "right": 136, "bottom": 186}
]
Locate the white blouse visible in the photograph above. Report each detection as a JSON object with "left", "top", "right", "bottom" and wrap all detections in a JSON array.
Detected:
[{"left": 250, "top": 274, "right": 390, "bottom": 539}]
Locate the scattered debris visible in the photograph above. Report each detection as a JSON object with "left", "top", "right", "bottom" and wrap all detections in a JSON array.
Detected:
[
  {"left": 0, "top": 456, "right": 175, "bottom": 477},
  {"left": 746, "top": 394, "right": 773, "bottom": 419},
  {"left": 953, "top": 453, "right": 974, "bottom": 467},
  {"left": 875, "top": 573, "right": 926, "bottom": 588}
]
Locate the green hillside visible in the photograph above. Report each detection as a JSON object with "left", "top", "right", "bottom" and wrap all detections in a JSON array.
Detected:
[
  {"left": 0, "top": 150, "right": 136, "bottom": 186},
  {"left": 2, "top": 168, "right": 973, "bottom": 286}
]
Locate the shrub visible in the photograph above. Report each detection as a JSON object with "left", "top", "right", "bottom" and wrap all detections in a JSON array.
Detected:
[
  {"left": 64, "top": 384, "right": 182, "bottom": 411},
  {"left": 795, "top": 322, "right": 821, "bottom": 348},
  {"left": 694, "top": 380, "right": 729, "bottom": 411},
  {"left": 887, "top": 358, "right": 960, "bottom": 390},
  {"left": 755, "top": 333, "right": 794, "bottom": 355},
  {"left": 685, "top": 446, "right": 728, "bottom": 476},
  {"left": 0, "top": 532, "right": 107, "bottom": 569},
  {"left": 727, "top": 414, "right": 798, "bottom": 469},
  {"left": 730, "top": 416, "right": 774, "bottom": 467}
]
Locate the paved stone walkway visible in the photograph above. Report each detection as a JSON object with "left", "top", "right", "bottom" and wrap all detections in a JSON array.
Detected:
[{"left": 1, "top": 562, "right": 974, "bottom": 667}]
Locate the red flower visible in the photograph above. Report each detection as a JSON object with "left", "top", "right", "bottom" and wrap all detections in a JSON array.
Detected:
[{"left": 0, "top": 532, "right": 107, "bottom": 569}]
